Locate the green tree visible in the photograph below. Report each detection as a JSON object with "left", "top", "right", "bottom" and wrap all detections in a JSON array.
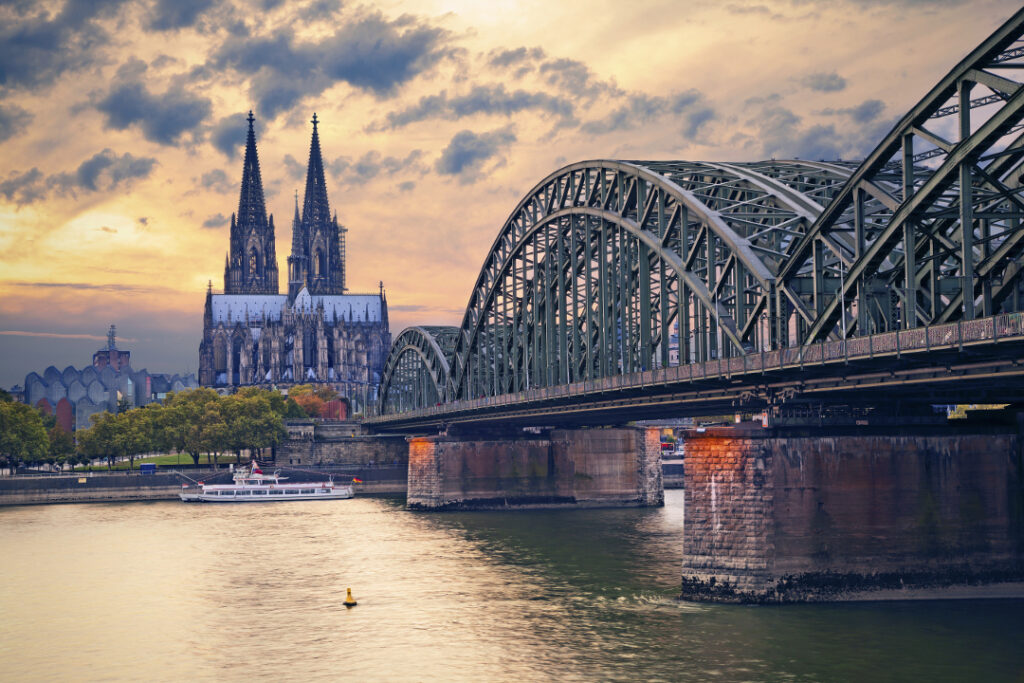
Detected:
[
  {"left": 0, "top": 401, "right": 49, "bottom": 472},
  {"left": 283, "top": 397, "right": 307, "bottom": 419},
  {"left": 163, "top": 388, "right": 222, "bottom": 465},
  {"left": 79, "top": 412, "right": 123, "bottom": 470},
  {"left": 223, "top": 393, "right": 286, "bottom": 463},
  {"left": 48, "top": 425, "right": 75, "bottom": 469}
]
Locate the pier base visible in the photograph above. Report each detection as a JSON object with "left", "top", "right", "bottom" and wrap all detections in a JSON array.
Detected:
[
  {"left": 680, "top": 423, "right": 1024, "bottom": 602},
  {"left": 407, "top": 427, "right": 663, "bottom": 510}
]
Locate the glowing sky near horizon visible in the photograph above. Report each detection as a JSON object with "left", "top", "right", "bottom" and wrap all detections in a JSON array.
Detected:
[{"left": 0, "top": 0, "right": 1019, "bottom": 387}]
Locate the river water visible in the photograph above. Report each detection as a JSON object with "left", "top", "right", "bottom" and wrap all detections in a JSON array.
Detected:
[{"left": 1, "top": 490, "right": 1021, "bottom": 682}]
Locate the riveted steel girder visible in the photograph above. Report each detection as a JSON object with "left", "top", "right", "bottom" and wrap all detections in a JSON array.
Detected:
[
  {"left": 378, "top": 326, "right": 457, "bottom": 414},
  {"left": 445, "top": 160, "right": 852, "bottom": 402},
  {"left": 781, "top": 7, "right": 1024, "bottom": 345}
]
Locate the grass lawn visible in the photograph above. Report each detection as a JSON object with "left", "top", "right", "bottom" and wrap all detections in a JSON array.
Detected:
[{"left": 74, "top": 452, "right": 247, "bottom": 471}]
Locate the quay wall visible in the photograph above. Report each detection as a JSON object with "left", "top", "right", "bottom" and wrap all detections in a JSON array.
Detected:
[
  {"left": 280, "top": 421, "right": 408, "bottom": 467},
  {"left": 680, "top": 425, "right": 1024, "bottom": 603},
  {"left": 407, "top": 427, "right": 663, "bottom": 510},
  {"left": 0, "top": 465, "right": 408, "bottom": 505}
]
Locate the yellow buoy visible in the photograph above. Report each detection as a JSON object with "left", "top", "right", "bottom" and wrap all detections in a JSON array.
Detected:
[{"left": 343, "top": 587, "right": 357, "bottom": 607}]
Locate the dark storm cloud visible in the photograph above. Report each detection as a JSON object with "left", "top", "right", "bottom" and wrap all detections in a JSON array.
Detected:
[
  {"left": 820, "top": 99, "right": 886, "bottom": 123},
  {"left": 213, "top": 11, "right": 453, "bottom": 117},
  {"left": 0, "top": 0, "right": 128, "bottom": 89},
  {"left": 94, "top": 60, "right": 212, "bottom": 145},
  {"left": 0, "top": 104, "right": 32, "bottom": 143},
  {"left": 373, "top": 84, "right": 574, "bottom": 131},
  {"left": 1, "top": 150, "right": 156, "bottom": 205},
  {"left": 148, "top": 0, "right": 219, "bottom": 31},
  {"left": 435, "top": 127, "right": 516, "bottom": 180},
  {"left": 801, "top": 71, "right": 847, "bottom": 92},
  {"left": 202, "top": 213, "right": 229, "bottom": 228},
  {"left": 580, "top": 90, "right": 716, "bottom": 139}
]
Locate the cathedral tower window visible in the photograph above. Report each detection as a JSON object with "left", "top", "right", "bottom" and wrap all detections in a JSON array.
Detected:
[{"left": 249, "top": 248, "right": 260, "bottom": 277}]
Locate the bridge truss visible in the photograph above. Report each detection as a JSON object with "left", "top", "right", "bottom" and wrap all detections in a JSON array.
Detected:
[{"left": 378, "top": 8, "right": 1024, "bottom": 417}]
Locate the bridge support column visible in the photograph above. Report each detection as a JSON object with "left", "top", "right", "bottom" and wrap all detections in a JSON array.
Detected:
[
  {"left": 680, "top": 424, "right": 1024, "bottom": 603},
  {"left": 407, "top": 427, "right": 664, "bottom": 510}
]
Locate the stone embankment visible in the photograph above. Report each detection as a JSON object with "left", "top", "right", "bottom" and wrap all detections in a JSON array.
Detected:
[{"left": 0, "top": 465, "right": 408, "bottom": 506}]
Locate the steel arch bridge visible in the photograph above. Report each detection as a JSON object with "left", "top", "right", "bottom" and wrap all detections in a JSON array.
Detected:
[{"left": 377, "top": 8, "right": 1024, "bottom": 418}]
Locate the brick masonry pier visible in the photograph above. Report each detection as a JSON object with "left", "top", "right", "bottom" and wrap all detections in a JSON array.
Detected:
[
  {"left": 680, "top": 422, "right": 1024, "bottom": 602},
  {"left": 407, "top": 426, "right": 664, "bottom": 510}
]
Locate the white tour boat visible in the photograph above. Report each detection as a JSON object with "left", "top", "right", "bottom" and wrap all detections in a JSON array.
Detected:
[{"left": 179, "top": 462, "right": 354, "bottom": 503}]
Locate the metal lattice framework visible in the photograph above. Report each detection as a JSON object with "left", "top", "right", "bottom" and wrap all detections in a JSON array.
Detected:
[
  {"left": 378, "top": 326, "right": 458, "bottom": 413},
  {"left": 379, "top": 8, "right": 1024, "bottom": 415}
]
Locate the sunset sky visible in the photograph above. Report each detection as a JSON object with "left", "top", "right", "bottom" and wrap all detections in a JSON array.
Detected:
[{"left": 0, "top": 0, "right": 1019, "bottom": 387}]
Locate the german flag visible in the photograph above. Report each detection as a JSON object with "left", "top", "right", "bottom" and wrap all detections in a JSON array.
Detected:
[{"left": 352, "top": 477, "right": 363, "bottom": 483}]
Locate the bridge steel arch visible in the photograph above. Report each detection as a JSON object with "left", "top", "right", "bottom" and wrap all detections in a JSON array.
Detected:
[
  {"left": 377, "top": 8, "right": 1024, "bottom": 416},
  {"left": 444, "top": 160, "right": 862, "bottom": 402},
  {"left": 378, "top": 326, "right": 457, "bottom": 414},
  {"left": 779, "top": 7, "right": 1024, "bottom": 345}
]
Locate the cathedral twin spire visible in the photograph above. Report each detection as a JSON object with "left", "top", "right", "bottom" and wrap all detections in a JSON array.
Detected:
[{"left": 222, "top": 112, "right": 346, "bottom": 299}]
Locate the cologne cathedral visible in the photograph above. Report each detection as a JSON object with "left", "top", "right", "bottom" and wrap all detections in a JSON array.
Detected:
[{"left": 199, "top": 113, "right": 391, "bottom": 409}]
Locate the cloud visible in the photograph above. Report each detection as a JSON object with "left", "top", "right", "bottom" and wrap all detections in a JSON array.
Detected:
[
  {"left": 213, "top": 10, "right": 453, "bottom": 117},
  {"left": 398, "top": 181, "right": 415, "bottom": 192},
  {"left": 0, "top": 104, "right": 33, "bottom": 143},
  {"left": 820, "top": 98, "right": 885, "bottom": 123},
  {"left": 99, "top": 226, "right": 117, "bottom": 233},
  {"left": 298, "top": 0, "right": 342, "bottom": 21},
  {"left": 328, "top": 150, "right": 425, "bottom": 185},
  {"left": 202, "top": 213, "right": 229, "bottom": 228},
  {"left": 0, "top": 168, "right": 46, "bottom": 206},
  {"left": 210, "top": 112, "right": 257, "bottom": 158},
  {"left": 55, "top": 149, "right": 157, "bottom": 193},
  {"left": 0, "top": 0, "right": 128, "bottom": 90},
  {"left": 137, "top": 217, "right": 149, "bottom": 226},
  {"left": 801, "top": 71, "right": 847, "bottom": 92},
  {"left": 580, "top": 90, "right": 715, "bottom": 139},
  {"left": 1, "top": 149, "right": 156, "bottom": 205},
  {"left": 0, "top": 330, "right": 138, "bottom": 342},
  {"left": 487, "top": 46, "right": 545, "bottom": 69},
  {"left": 374, "top": 84, "right": 574, "bottom": 131},
  {"left": 201, "top": 168, "right": 232, "bottom": 193},
  {"left": 539, "top": 58, "right": 617, "bottom": 100},
  {"left": 147, "top": 0, "right": 218, "bottom": 31},
  {"left": 94, "top": 59, "right": 212, "bottom": 145},
  {"left": 283, "top": 154, "right": 305, "bottom": 180},
  {"left": 435, "top": 126, "right": 516, "bottom": 181}
]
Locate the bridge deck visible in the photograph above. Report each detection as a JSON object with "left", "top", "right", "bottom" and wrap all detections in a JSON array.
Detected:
[{"left": 368, "top": 312, "right": 1024, "bottom": 430}]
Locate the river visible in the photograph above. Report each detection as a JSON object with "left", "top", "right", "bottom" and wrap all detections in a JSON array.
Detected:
[{"left": 0, "top": 490, "right": 1021, "bottom": 681}]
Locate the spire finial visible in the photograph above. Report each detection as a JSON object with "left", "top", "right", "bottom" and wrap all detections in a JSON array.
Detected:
[
  {"left": 312, "top": 112, "right": 318, "bottom": 130},
  {"left": 247, "top": 110, "right": 254, "bottom": 128}
]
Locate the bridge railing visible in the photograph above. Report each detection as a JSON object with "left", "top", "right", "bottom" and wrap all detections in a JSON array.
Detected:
[{"left": 371, "top": 312, "right": 1024, "bottom": 422}]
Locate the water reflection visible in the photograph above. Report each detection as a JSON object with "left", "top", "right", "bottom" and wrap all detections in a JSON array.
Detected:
[{"left": 0, "top": 491, "right": 1021, "bottom": 681}]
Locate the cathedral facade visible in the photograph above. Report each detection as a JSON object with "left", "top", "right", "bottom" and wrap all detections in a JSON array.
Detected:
[{"left": 199, "top": 113, "right": 391, "bottom": 410}]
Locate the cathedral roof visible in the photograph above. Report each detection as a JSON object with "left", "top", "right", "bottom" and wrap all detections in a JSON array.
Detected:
[
  {"left": 237, "top": 111, "right": 268, "bottom": 232},
  {"left": 210, "top": 292, "right": 384, "bottom": 323}
]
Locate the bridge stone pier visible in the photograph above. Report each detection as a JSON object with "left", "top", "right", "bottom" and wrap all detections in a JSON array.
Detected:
[
  {"left": 407, "top": 427, "right": 664, "bottom": 510},
  {"left": 680, "top": 420, "right": 1024, "bottom": 603}
]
